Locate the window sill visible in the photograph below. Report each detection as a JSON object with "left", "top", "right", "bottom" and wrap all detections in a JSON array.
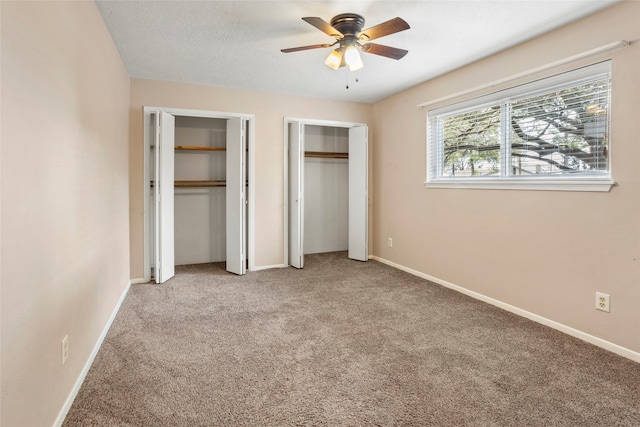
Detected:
[{"left": 425, "top": 177, "right": 615, "bottom": 192}]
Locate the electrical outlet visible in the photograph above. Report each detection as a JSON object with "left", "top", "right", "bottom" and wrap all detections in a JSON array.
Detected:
[
  {"left": 61, "top": 335, "right": 69, "bottom": 365},
  {"left": 387, "top": 237, "right": 393, "bottom": 247},
  {"left": 595, "top": 292, "right": 610, "bottom": 313}
]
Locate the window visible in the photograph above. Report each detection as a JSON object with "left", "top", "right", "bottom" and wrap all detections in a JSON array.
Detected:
[{"left": 427, "top": 61, "right": 614, "bottom": 191}]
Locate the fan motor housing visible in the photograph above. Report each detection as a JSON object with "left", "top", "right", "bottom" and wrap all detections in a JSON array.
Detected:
[{"left": 330, "top": 13, "right": 365, "bottom": 37}]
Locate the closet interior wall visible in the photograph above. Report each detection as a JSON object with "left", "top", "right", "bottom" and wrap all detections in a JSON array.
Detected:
[
  {"left": 304, "top": 125, "right": 349, "bottom": 254},
  {"left": 174, "top": 116, "right": 227, "bottom": 265}
]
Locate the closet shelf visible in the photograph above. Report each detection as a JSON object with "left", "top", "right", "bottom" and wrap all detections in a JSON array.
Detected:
[
  {"left": 305, "top": 151, "right": 349, "bottom": 159},
  {"left": 175, "top": 180, "right": 226, "bottom": 188},
  {"left": 175, "top": 145, "right": 226, "bottom": 151}
]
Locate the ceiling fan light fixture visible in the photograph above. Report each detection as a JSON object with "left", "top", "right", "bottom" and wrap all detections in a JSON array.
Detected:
[
  {"left": 325, "top": 48, "right": 343, "bottom": 70},
  {"left": 282, "top": 13, "right": 410, "bottom": 74},
  {"left": 344, "top": 44, "right": 363, "bottom": 71}
]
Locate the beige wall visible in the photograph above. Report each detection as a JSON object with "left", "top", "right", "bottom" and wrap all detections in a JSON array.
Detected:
[
  {"left": 371, "top": 1, "right": 640, "bottom": 355},
  {"left": 2, "top": 2, "right": 637, "bottom": 425},
  {"left": 1, "top": 2, "right": 130, "bottom": 426},
  {"left": 129, "top": 79, "right": 372, "bottom": 278}
]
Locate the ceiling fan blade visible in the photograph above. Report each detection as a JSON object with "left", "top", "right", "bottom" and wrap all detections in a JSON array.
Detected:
[
  {"left": 302, "top": 17, "right": 343, "bottom": 38},
  {"left": 360, "top": 43, "right": 408, "bottom": 60},
  {"left": 359, "top": 17, "right": 410, "bottom": 41},
  {"left": 281, "top": 43, "right": 333, "bottom": 53}
]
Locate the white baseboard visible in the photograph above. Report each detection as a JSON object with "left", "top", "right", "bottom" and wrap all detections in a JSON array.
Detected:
[
  {"left": 53, "top": 280, "right": 132, "bottom": 427},
  {"left": 251, "top": 263, "right": 288, "bottom": 271},
  {"left": 130, "top": 277, "right": 148, "bottom": 285},
  {"left": 372, "top": 256, "right": 640, "bottom": 363}
]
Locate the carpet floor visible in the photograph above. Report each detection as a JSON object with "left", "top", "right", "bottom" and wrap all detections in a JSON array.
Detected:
[{"left": 63, "top": 252, "right": 639, "bottom": 426}]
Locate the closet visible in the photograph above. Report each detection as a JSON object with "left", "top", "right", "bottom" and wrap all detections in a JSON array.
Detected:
[
  {"left": 173, "top": 116, "right": 228, "bottom": 265},
  {"left": 287, "top": 119, "right": 368, "bottom": 269},
  {"left": 145, "top": 108, "right": 251, "bottom": 283}
]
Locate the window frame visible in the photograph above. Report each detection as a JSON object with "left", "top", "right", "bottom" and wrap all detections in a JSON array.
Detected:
[{"left": 426, "top": 61, "right": 615, "bottom": 192}]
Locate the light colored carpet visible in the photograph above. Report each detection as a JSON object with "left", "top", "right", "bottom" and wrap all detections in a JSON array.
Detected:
[{"left": 64, "top": 252, "right": 640, "bottom": 426}]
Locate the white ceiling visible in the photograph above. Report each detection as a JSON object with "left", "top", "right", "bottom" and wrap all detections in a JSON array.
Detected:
[{"left": 95, "top": 0, "right": 620, "bottom": 104}]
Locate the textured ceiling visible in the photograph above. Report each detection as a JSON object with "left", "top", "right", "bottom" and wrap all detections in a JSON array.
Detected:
[{"left": 96, "top": 0, "right": 620, "bottom": 103}]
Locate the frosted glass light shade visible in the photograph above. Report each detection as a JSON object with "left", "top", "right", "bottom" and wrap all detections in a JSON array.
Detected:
[
  {"left": 344, "top": 45, "right": 363, "bottom": 71},
  {"left": 325, "top": 49, "right": 342, "bottom": 70}
]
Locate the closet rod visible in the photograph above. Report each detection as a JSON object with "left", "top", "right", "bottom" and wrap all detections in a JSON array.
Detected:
[
  {"left": 175, "top": 146, "right": 226, "bottom": 151},
  {"left": 305, "top": 151, "right": 349, "bottom": 159},
  {"left": 150, "top": 180, "right": 225, "bottom": 188},
  {"left": 151, "top": 180, "right": 248, "bottom": 188},
  {"left": 175, "top": 183, "right": 226, "bottom": 188},
  {"left": 417, "top": 40, "right": 630, "bottom": 109}
]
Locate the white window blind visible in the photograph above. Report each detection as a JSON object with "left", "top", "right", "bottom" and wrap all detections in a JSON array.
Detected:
[{"left": 427, "top": 61, "right": 614, "bottom": 191}]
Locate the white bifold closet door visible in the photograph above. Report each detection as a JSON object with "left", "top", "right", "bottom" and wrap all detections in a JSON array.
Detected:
[
  {"left": 153, "top": 111, "right": 175, "bottom": 283},
  {"left": 288, "top": 121, "right": 368, "bottom": 268},
  {"left": 348, "top": 126, "right": 368, "bottom": 262},
  {"left": 288, "top": 121, "right": 304, "bottom": 268},
  {"left": 225, "top": 117, "right": 246, "bottom": 275},
  {"left": 153, "top": 113, "right": 246, "bottom": 283}
]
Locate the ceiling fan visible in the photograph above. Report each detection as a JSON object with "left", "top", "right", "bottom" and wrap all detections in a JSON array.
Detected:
[{"left": 281, "top": 13, "right": 410, "bottom": 71}]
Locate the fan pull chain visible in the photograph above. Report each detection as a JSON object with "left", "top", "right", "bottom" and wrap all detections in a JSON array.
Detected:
[{"left": 345, "top": 70, "right": 360, "bottom": 90}]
